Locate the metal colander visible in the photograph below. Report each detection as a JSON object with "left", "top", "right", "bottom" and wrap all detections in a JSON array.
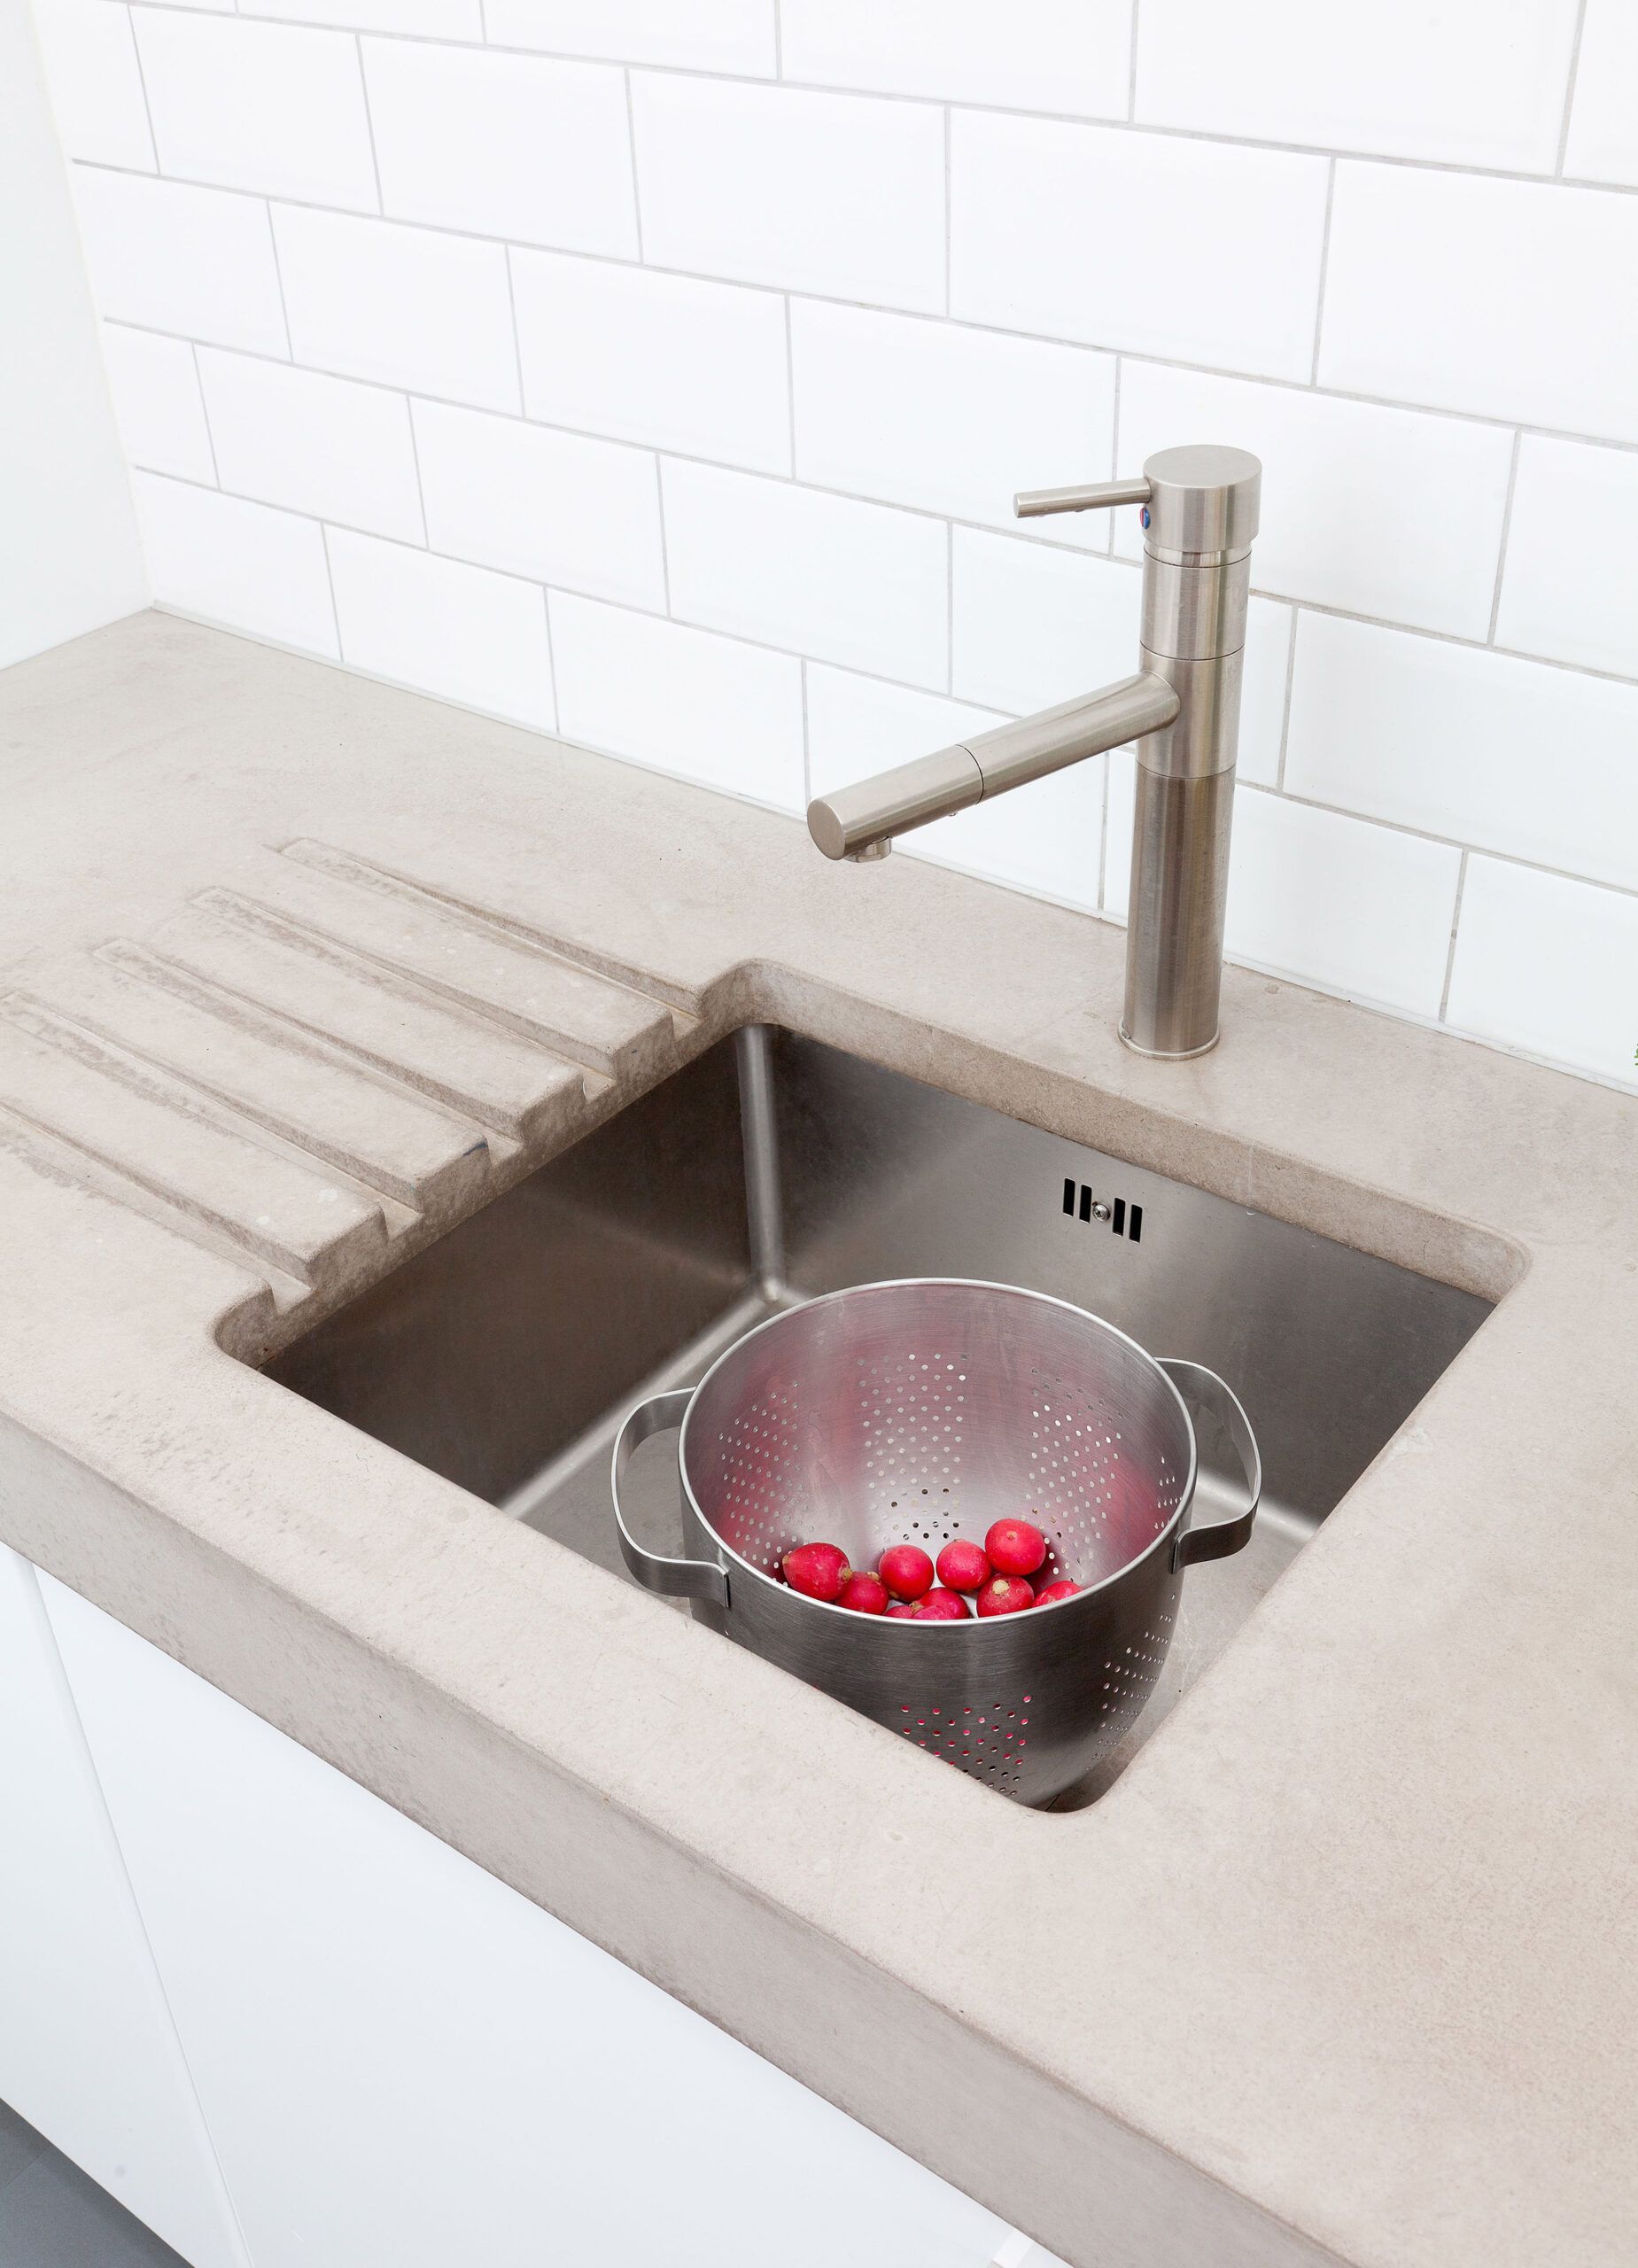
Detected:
[{"left": 611, "top": 1279, "right": 1259, "bottom": 1806}]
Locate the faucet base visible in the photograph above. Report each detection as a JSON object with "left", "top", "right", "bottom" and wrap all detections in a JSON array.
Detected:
[{"left": 1117, "top": 1025, "right": 1222, "bottom": 1061}]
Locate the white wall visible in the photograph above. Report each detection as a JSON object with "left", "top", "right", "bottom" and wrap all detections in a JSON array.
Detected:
[
  {"left": 1, "top": 0, "right": 146, "bottom": 669},
  {"left": 34, "top": 0, "right": 1638, "bottom": 1091}
]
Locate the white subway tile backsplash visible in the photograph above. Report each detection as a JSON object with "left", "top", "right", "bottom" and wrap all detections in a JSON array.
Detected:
[
  {"left": 1564, "top": 0, "right": 1638, "bottom": 187},
  {"left": 549, "top": 593, "right": 803, "bottom": 809},
  {"left": 951, "top": 530, "right": 1139, "bottom": 714},
  {"left": 662, "top": 462, "right": 949, "bottom": 687},
  {"left": 632, "top": 76, "right": 946, "bottom": 314},
  {"left": 1225, "top": 790, "right": 1460, "bottom": 1015},
  {"left": 781, "top": 0, "right": 1130, "bottom": 120},
  {"left": 790, "top": 302, "right": 1115, "bottom": 543},
  {"left": 328, "top": 531, "right": 553, "bottom": 727},
  {"left": 272, "top": 207, "right": 518, "bottom": 411},
  {"left": 807, "top": 665, "right": 1105, "bottom": 909},
  {"left": 1446, "top": 858, "right": 1638, "bottom": 1084},
  {"left": 361, "top": 42, "right": 638, "bottom": 258},
  {"left": 196, "top": 352, "right": 423, "bottom": 542},
  {"left": 1494, "top": 437, "right": 1638, "bottom": 680},
  {"left": 35, "top": 0, "right": 155, "bottom": 169},
  {"left": 134, "top": 473, "right": 338, "bottom": 654},
  {"left": 101, "top": 327, "right": 214, "bottom": 482},
  {"left": 1237, "top": 599, "right": 1294, "bottom": 788},
  {"left": 256, "top": 0, "right": 482, "bottom": 32},
  {"left": 73, "top": 171, "right": 289, "bottom": 355},
  {"left": 132, "top": 12, "right": 377, "bottom": 213},
  {"left": 511, "top": 252, "right": 789, "bottom": 474},
  {"left": 1285, "top": 612, "right": 1638, "bottom": 893},
  {"left": 485, "top": 0, "right": 777, "bottom": 74},
  {"left": 413, "top": 401, "right": 664, "bottom": 609},
  {"left": 1114, "top": 360, "right": 1514, "bottom": 638},
  {"left": 1320, "top": 165, "right": 1638, "bottom": 446},
  {"left": 951, "top": 113, "right": 1329, "bottom": 381},
  {"left": 1135, "top": 0, "right": 1580, "bottom": 171}
]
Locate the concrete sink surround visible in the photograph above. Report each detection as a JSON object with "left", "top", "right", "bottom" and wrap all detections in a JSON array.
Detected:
[{"left": 0, "top": 611, "right": 1633, "bottom": 2268}]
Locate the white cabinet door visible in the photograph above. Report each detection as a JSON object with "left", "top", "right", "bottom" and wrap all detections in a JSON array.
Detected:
[
  {"left": 0, "top": 1547, "right": 245, "bottom": 2268},
  {"left": 43, "top": 1575, "right": 1031, "bottom": 2268}
]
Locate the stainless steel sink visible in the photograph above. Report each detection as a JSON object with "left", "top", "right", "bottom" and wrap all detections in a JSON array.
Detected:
[{"left": 267, "top": 1027, "right": 1493, "bottom": 1803}]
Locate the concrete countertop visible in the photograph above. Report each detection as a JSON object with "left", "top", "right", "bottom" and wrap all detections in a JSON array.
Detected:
[{"left": 1, "top": 611, "right": 1633, "bottom": 2268}]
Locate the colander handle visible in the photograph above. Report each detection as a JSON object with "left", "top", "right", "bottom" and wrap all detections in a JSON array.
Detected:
[
  {"left": 1159, "top": 1360, "right": 1261, "bottom": 1571},
  {"left": 610, "top": 1390, "right": 732, "bottom": 1609}
]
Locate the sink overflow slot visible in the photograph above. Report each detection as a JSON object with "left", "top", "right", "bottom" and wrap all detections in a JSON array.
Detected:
[{"left": 1062, "top": 1178, "right": 1143, "bottom": 1242}]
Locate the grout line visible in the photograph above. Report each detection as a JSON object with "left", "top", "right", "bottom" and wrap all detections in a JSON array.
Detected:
[
  {"left": 403, "top": 394, "right": 431, "bottom": 546},
  {"left": 122, "top": 2, "right": 161, "bottom": 174},
  {"left": 105, "top": 346, "right": 1638, "bottom": 687},
  {"left": 1274, "top": 605, "right": 1300, "bottom": 787},
  {"left": 353, "top": 32, "right": 385, "bottom": 219},
  {"left": 1106, "top": 356, "right": 1124, "bottom": 554},
  {"left": 105, "top": 12, "right": 1638, "bottom": 198},
  {"left": 654, "top": 454, "right": 673, "bottom": 612},
  {"left": 317, "top": 520, "right": 344, "bottom": 657},
  {"left": 798, "top": 654, "right": 811, "bottom": 805},
  {"left": 1308, "top": 157, "right": 1337, "bottom": 385},
  {"left": 944, "top": 519, "right": 955, "bottom": 693},
  {"left": 1096, "top": 752, "right": 1113, "bottom": 908},
  {"left": 190, "top": 343, "right": 221, "bottom": 485},
  {"left": 942, "top": 105, "right": 952, "bottom": 315},
  {"left": 260, "top": 200, "right": 295, "bottom": 361},
  {"left": 1486, "top": 430, "right": 1525, "bottom": 644},
  {"left": 1438, "top": 850, "right": 1471, "bottom": 1020},
  {"left": 539, "top": 580, "right": 559, "bottom": 731},
  {"left": 772, "top": 0, "right": 782, "bottom": 78},
  {"left": 1555, "top": 0, "right": 1591, "bottom": 175},
  {"left": 622, "top": 66, "right": 646, "bottom": 257},
  {"left": 1126, "top": 0, "right": 1140, "bottom": 121},
  {"left": 477, "top": 0, "right": 488, "bottom": 39},
  {"left": 780, "top": 292, "right": 798, "bottom": 477},
  {"left": 501, "top": 242, "right": 529, "bottom": 417},
  {"left": 72, "top": 166, "right": 1638, "bottom": 460}
]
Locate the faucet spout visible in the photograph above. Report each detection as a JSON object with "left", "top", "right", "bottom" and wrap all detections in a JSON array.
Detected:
[{"left": 806, "top": 673, "right": 1179, "bottom": 863}]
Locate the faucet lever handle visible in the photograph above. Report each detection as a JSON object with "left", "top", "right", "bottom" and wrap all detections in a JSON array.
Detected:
[{"left": 1014, "top": 478, "right": 1153, "bottom": 519}]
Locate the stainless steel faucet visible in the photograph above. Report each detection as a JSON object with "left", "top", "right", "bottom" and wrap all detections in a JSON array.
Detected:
[{"left": 807, "top": 445, "right": 1262, "bottom": 1060}]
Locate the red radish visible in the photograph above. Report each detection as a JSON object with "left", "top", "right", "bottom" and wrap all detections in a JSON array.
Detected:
[
  {"left": 1035, "top": 1579, "right": 1081, "bottom": 1606},
  {"left": 985, "top": 1517, "right": 1046, "bottom": 1577},
  {"left": 976, "top": 1574, "right": 1035, "bottom": 1618},
  {"left": 913, "top": 1587, "right": 970, "bottom": 1621},
  {"left": 885, "top": 1602, "right": 920, "bottom": 1619},
  {"left": 935, "top": 1539, "right": 990, "bottom": 1593},
  {"left": 781, "top": 1542, "right": 850, "bottom": 1603},
  {"left": 839, "top": 1570, "right": 889, "bottom": 1615},
  {"left": 878, "top": 1543, "right": 935, "bottom": 1602}
]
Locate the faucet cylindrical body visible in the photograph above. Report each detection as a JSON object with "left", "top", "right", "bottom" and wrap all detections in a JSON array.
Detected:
[{"left": 1122, "top": 445, "right": 1260, "bottom": 1058}]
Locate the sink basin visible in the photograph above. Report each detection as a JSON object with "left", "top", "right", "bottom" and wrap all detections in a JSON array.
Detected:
[{"left": 267, "top": 1027, "right": 1494, "bottom": 1802}]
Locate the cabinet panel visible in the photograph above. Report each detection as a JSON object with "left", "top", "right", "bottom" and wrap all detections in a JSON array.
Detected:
[
  {"left": 0, "top": 1547, "right": 245, "bottom": 2268},
  {"left": 43, "top": 1576, "right": 1029, "bottom": 2268}
]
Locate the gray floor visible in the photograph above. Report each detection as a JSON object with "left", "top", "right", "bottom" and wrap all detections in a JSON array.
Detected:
[{"left": 0, "top": 2100, "right": 187, "bottom": 2268}]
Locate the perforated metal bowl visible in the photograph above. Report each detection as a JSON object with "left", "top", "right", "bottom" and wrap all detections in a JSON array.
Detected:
[{"left": 611, "top": 1279, "right": 1259, "bottom": 1806}]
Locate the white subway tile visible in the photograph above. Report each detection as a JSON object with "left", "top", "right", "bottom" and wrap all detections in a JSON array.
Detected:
[
  {"left": 73, "top": 171, "right": 288, "bottom": 355},
  {"left": 361, "top": 42, "right": 637, "bottom": 257},
  {"left": 413, "top": 401, "right": 664, "bottom": 610},
  {"left": 1494, "top": 435, "right": 1638, "bottom": 679},
  {"left": 256, "top": 0, "right": 482, "bottom": 32},
  {"left": 1225, "top": 790, "right": 1459, "bottom": 1015},
  {"left": 1446, "top": 858, "right": 1638, "bottom": 1086},
  {"left": 1114, "top": 360, "right": 1514, "bottom": 638},
  {"left": 1102, "top": 750, "right": 1136, "bottom": 918},
  {"left": 328, "top": 531, "right": 553, "bottom": 728},
  {"left": 101, "top": 326, "right": 214, "bottom": 481},
  {"left": 632, "top": 76, "right": 945, "bottom": 315},
  {"left": 781, "top": 0, "right": 1129, "bottom": 120},
  {"left": 1136, "top": 0, "right": 1580, "bottom": 171},
  {"left": 662, "top": 462, "right": 948, "bottom": 688},
  {"left": 1564, "top": 0, "right": 1638, "bottom": 187},
  {"left": 1236, "top": 599, "right": 1293, "bottom": 788},
  {"left": 196, "top": 352, "right": 422, "bottom": 542},
  {"left": 132, "top": 12, "right": 377, "bottom": 211},
  {"left": 952, "top": 530, "right": 1139, "bottom": 714},
  {"left": 951, "top": 113, "right": 1329, "bottom": 381},
  {"left": 273, "top": 207, "right": 518, "bottom": 412},
  {"left": 807, "top": 665, "right": 1104, "bottom": 908},
  {"left": 1320, "top": 165, "right": 1638, "bottom": 446},
  {"left": 512, "top": 252, "right": 789, "bottom": 474},
  {"left": 485, "top": 0, "right": 776, "bottom": 74},
  {"left": 35, "top": 0, "right": 154, "bottom": 168},
  {"left": 133, "top": 473, "right": 338, "bottom": 654},
  {"left": 790, "top": 302, "right": 1114, "bottom": 543},
  {"left": 1285, "top": 612, "right": 1638, "bottom": 894},
  {"left": 549, "top": 592, "right": 803, "bottom": 809}
]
